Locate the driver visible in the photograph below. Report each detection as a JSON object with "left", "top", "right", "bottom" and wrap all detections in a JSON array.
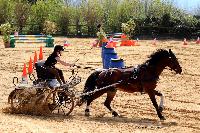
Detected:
[{"left": 44, "top": 45, "right": 74, "bottom": 85}]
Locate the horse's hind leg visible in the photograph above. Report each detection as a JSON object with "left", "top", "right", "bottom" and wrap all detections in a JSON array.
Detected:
[
  {"left": 154, "top": 90, "right": 164, "bottom": 112},
  {"left": 148, "top": 91, "right": 165, "bottom": 120},
  {"left": 104, "top": 90, "right": 118, "bottom": 117}
]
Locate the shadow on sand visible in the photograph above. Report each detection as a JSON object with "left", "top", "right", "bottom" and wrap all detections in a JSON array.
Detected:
[{"left": 2, "top": 108, "right": 177, "bottom": 129}]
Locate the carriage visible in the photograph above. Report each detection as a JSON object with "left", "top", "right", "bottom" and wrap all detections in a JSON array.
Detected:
[
  {"left": 7, "top": 49, "right": 182, "bottom": 120},
  {"left": 8, "top": 60, "right": 82, "bottom": 116}
]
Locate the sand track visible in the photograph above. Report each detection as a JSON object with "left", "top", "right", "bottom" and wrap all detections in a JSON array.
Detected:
[{"left": 0, "top": 38, "right": 200, "bottom": 132}]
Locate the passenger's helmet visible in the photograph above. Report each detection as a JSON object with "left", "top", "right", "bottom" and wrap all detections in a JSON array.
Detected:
[{"left": 54, "top": 45, "right": 64, "bottom": 53}]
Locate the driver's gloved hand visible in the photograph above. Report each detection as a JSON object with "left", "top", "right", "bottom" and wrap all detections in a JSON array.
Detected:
[
  {"left": 76, "top": 65, "right": 81, "bottom": 68},
  {"left": 74, "top": 65, "right": 81, "bottom": 68}
]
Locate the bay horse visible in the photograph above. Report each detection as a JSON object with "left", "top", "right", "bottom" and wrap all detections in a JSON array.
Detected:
[{"left": 78, "top": 49, "right": 182, "bottom": 120}]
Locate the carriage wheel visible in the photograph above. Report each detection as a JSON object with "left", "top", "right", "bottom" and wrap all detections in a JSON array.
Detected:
[
  {"left": 45, "top": 89, "right": 74, "bottom": 116},
  {"left": 10, "top": 89, "right": 24, "bottom": 110},
  {"left": 8, "top": 89, "right": 20, "bottom": 104}
]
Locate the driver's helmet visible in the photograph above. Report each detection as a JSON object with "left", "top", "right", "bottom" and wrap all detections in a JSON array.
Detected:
[{"left": 54, "top": 45, "right": 64, "bottom": 53}]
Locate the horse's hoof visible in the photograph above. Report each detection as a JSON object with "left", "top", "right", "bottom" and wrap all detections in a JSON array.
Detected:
[
  {"left": 158, "top": 106, "right": 164, "bottom": 113},
  {"left": 160, "top": 116, "right": 166, "bottom": 121},
  {"left": 76, "top": 100, "right": 84, "bottom": 107},
  {"left": 112, "top": 111, "right": 119, "bottom": 117},
  {"left": 85, "top": 109, "right": 90, "bottom": 117},
  {"left": 85, "top": 112, "right": 90, "bottom": 117}
]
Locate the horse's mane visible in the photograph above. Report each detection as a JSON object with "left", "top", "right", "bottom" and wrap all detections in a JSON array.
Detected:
[{"left": 145, "top": 49, "right": 169, "bottom": 65}]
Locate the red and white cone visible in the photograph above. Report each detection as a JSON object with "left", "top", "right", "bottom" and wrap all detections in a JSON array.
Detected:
[{"left": 21, "top": 63, "right": 28, "bottom": 84}]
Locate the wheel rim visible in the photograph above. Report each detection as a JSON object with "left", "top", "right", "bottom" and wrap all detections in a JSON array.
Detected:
[
  {"left": 45, "top": 90, "right": 74, "bottom": 116},
  {"left": 10, "top": 89, "right": 24, "bottom": 110}
]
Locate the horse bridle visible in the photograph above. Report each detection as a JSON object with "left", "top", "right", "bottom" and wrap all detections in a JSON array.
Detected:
[{"left": 168, "top": 55, "right": 179, "bottom": 72}]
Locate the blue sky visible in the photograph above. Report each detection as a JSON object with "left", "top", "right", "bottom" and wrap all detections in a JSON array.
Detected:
[{"left": 172, "top": 0, "right": 200, "bottom": 14}]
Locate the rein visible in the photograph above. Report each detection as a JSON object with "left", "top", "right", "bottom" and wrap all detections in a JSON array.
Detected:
[{"left": 75, "top": 81, "right": 122, "bottom": 98}]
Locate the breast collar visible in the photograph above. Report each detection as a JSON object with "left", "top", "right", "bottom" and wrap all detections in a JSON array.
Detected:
[{"left": 129, "top": 62, "right": 159, "bottom": 82}]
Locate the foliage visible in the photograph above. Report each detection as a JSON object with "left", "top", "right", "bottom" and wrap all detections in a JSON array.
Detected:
[
  {"left": 26, "top": 0, "right": 62, "bottom": 34},
  {"left": 0, "top": 22, "right": 12, "bottom": 42},
  {"left": 0, "top": 0, "right": 13, "bottom": 24},
  {"left": 121, "top": 19, "right": 136, "bottom": 39},
  {"left": 0, "top": 0, "right": 199, "bottom": 38},
  {"left": 43, "top": 20, "right": 57, "bottom": 35},
  {"left": 57, "top": 6, "right": 71, "bottom": 35},
  {"left": 70, "top": 5, "right": 83, "bottom": 36},
  {"left": 81, "top": 0, "right": 104, "bottom": 36},
  {"left": 96, "top": 28, "right": 106, "bottom": 41},
  {"left": 14, "top": 1, "right": 30, "bottom": 33}
]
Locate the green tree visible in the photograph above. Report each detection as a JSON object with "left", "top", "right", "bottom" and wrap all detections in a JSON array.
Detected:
[
  {"left": 0, "top": 0, "right": 13, "bottom": 24},
  {"left": 29, "top": 0, "right": 61, "bottom": 34},
  {"left": 81, "top": 0, "right": 104, "bottom": 36},
  {"left": 57, "top": 6, "right": 72, "bottom": 35},
  {"left": 70, "top": 4, "right": 83, "bottom": 36},
  {"left": 121, "top": 19, "right": 136, "bottom": 38},
  {"left": 101, "top": 0, "right": 119, "bottom": 32},
  {"left": 43, "top": 20, "right": 57, "bottom": 35},
  {"left": 14, "top": 1, "right": 30, "bottom": 33},
  {"left": 0, "top": 22, "right": 13, "bottom": 44}
]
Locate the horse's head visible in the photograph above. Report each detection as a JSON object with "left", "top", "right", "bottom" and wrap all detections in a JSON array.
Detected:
[{"left": 168, "top": 49, "right": 182, "bottom": 74}]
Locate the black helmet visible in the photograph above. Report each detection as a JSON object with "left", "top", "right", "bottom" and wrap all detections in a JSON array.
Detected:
[{"left": 54, "top": 45, "right": 64, "bottom": 52}]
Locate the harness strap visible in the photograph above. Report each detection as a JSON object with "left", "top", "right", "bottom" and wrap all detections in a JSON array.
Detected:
[{"left": 124, "top": 64, "right": 159, "bottom": 94}]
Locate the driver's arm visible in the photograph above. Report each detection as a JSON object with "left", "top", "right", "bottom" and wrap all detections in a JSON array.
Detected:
[{"left": 56, "top": 57, "right": 74, "bottom": 67}]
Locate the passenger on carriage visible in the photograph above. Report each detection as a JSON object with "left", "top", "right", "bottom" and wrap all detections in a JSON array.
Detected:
[{"left": 44, "top": 45, "right": 74, "bottom": 86}]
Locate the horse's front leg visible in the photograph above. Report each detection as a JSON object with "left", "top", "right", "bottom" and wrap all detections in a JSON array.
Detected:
[
  {"left": 148, "top": 91, "right": 165, "bottom": 120},
  {"left": 85, "top": 101, "right": 91, "bottom": 116},
  {"left": 104, "top": 90, "right": 119, "bottom": 117},
  {"left": 154, "top": 90, "right": 164, "bottom": 112},
  {"left": 85, "top": 90, "right": 106, "bottom": 116}
]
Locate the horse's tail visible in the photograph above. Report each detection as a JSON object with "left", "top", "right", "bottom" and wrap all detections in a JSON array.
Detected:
[{"left": 76, "top": 70, "right": 102, "bottom": 106}]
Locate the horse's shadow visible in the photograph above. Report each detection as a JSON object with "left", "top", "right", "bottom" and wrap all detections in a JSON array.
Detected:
[
  {"left": 84, "top": 114, "right": 178, "bottom": 129},
  {"left": 4, "top": 111, "right": 177, "bottom": 129}
]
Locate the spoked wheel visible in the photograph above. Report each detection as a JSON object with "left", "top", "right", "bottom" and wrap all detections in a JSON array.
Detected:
[
  {"left": 10, "top": 89, "right": 24, "bottom": 110},
  {"left": 45, "top": 89, "right": 74, "bottom": 116},
  {"left": 8, "top": 89, "right": 20, "bottom": 104}
]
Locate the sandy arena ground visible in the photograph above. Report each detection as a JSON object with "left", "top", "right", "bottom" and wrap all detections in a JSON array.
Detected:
[{"left": 0, "top": 37, "right": 200, "bottom": 133}]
